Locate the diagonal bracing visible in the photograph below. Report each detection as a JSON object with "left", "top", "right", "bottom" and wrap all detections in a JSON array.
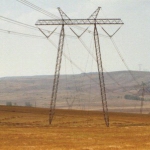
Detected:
[
  {"left": 49, "top": 25, "right": 65, "bottom": 124},
  {"left": 94, "top": 23, "right": 109, "bottom": 127},
  {"left": 36, "top": 7, "right": 123, "bottom": 126}
]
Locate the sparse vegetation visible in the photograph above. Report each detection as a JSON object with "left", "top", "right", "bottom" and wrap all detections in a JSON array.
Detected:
[
  {"left": 0, "top": 106, "right": 150, "bottom": 150},
  {"left": 13, "top": 102, "right": 17, "bottom": 106},
  {"left": 124, "top": 94, "right": 144, "bottom": 100},
  {"left": 6, "top": 101, "right": 12, "bottom": 106},
  {"left": 25, "top": 102, "right": 32, "bottom": 107},
  {"left": 0, "top": 72, "right": 150, "bottom": 111}
]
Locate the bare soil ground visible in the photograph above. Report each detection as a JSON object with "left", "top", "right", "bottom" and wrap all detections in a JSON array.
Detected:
[{"left": 0, "top": 105, "right": 150, "bottom": 150}]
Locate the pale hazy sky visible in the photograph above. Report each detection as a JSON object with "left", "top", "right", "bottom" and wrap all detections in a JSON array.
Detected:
[{"left": 0, "top": 0, "right": 150, "bottom": 77}]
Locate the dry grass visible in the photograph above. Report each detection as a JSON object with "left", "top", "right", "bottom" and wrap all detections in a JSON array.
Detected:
[{"left": 0, "top": 105, "right": 150, "bottom": 150}]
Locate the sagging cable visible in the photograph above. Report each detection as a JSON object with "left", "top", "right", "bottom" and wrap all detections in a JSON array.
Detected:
[
  {"left": 102, "top": 26, "right": 121, "bottom": 38},
  {"left": 38, "top": 27, "right": 57, "bottom": 39},
  {"left": 70, "top": 27, "right": 89, "bottom": 38}
]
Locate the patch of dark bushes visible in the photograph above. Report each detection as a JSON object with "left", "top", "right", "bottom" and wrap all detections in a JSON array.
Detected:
[{"left": 124, "top": 95, "right": 144, "bottom": 101}]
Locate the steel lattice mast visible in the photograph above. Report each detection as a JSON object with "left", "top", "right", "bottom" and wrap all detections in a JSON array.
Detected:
[
  {"left": 94, "top": 23, "right": 109, "bottom": 127},
  {"left": 140, "top": 82, "right": 145, "bottom": 114},
  {"left": 36, "top": 7, "right": 123, "bottom": 127},
  {"left": 49, "top": 25, "right": 65, "bottom": 124}
]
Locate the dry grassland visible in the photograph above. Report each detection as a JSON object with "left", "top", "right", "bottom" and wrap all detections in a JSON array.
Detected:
[{"left": 0, "top": 105, "right": 150, "bottom": 150}]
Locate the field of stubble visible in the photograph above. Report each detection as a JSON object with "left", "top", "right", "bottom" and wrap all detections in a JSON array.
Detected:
[{"left": 0, "top": 105, "right": 150, "bottom": 150}]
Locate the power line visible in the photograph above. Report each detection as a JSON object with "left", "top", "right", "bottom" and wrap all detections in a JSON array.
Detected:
[
  {"left": 0, "top": 27, "right": 139, "bottom": 95},
  {"left": 4, "top": 2, "right": 139, "bottom": 94},
  {"left": 0, "top": 16, "right": 131, "bottom": 93},
  {"left": 0, "top": 16, "right": 37, "bottom": 31},
  {"left": 74, "top": 35, "right": 133, "bottom": 94},
  {"left": 0, "top": 15, "right": 76, "bottom": 39},
  {"left": 99, "top": 9, "right": 141, "bottom": 88},
  {"left": 32, "top": 4, "right": 134, "bottom": 95},
  {"left": 45, "top": 7, "right": 131, "bottom": 95},
  {"left": 0, "top": 30, "right": 120, "bottom": 93},
  {"left": 78, "top": 35, "right": 141, "bottom": 95},
  {"left": 0, "top": 18, "right": 123, "bottom": 93},
  {"left": 46, "top": 38, "right": 103, "bottom": 87},
  {"left": 0, "top": 15, "right": 137, "bottom": 95},
  {"left": 0, "top": 28, "right": 45, "bottom": 39},
  {"left": 0, "top": 15, "right": 92, "bottom": 92},
  {"left": 17, "top": 0, "right": 59, "bottom": 19},
  {"left": 46, "top": 33, "right": 130, "bottom": 97},
  {"left": 29, "top": 0, "right": 55, "bottom": 9},
  {"left": 110, "top": 37, "right": 140, "bottom": 87},
  {"left": 17, "top": 0, "right": 108, "bottom": 38},
  {"left": 18, "top": 0, "right": 84, "bottom": 32}
]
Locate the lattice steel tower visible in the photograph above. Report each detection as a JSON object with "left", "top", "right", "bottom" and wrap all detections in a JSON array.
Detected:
[{"left": 36, "top": 7, "right": 123, "bottom": 127}]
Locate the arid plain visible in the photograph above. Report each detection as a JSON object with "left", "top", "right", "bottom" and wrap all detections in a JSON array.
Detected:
[{"left": 0, "top": 105, "right": 150, "bottom": 150}]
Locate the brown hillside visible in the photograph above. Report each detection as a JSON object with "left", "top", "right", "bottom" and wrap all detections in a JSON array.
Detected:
[{"left": 0, "top": 71, "right": 150, "bottom": 113}]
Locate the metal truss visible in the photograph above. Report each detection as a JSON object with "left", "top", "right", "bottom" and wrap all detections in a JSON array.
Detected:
[
  {"left": 140, "top": 82, "right": 145, "bottom": 114},
  {"left": 94, "top": 24, "right": 109, "bottom": 127},
  {"left": 49, "top": 25, "right": 65, "bottom": 124},
  {"left": 36, "top": 19, "right": 123, "bottom": 26},
  {"left": 36, "top": 7, "right": 123, "bottom": 126},
  {"left": 88, "top": 7, "right": 101, "bottom": 19}
]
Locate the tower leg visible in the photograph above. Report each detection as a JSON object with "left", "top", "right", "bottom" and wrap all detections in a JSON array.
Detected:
[
  {"left": 94, "top": 24, "right": 109, "bottom": 127},
  {"left": 49, "top": 25, "right": 65, "bottom": 124},
  {"left": 140, "top": 83, "right": 145, "bottom": 114}
]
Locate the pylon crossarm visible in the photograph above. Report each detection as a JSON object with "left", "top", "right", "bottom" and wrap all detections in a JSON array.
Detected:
[
  {"left": 88, "top": 7, "right": 101, "bottom": 19},
  {"left": 36, "top": 19, "right": 124, "bottom": 26},
  {"left": 35, "top": 7, "right": 124, "bottom": 127}
]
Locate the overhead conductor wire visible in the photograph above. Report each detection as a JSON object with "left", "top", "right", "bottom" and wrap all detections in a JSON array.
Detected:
[{"left": 16, "top": 0, "right": 139, "bottom": 94}]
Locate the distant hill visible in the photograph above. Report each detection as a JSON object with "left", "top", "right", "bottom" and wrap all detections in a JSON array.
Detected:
[{"left": 0, "top": 71, "right": 150, "bottom": 113}]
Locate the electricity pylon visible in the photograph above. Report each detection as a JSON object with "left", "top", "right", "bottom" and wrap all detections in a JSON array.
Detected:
[
  {"left": 36, "top": 7, "right": 123, "bottom": 127},
  {"left": 140, "top": 82, "right": 145, "bottom": 114}
]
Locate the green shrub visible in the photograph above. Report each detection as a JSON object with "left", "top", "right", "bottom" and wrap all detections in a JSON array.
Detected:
[
  {"left": 124, "top": 95, "right": 142, "bottom": 100},
  {"left": 25, "top": 102, "right": 32, "bottom": 107},
  {"left": 6, "top": 102, "right": 12, "bottom": 106}
]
